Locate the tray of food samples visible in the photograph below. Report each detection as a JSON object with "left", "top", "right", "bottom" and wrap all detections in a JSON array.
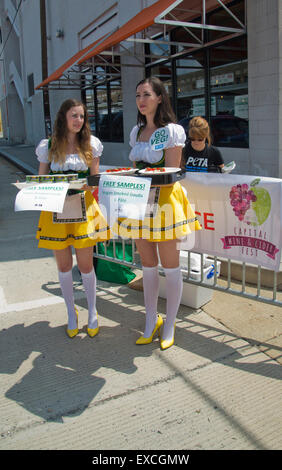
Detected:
[
  {"left": 13, "top": 174, "right": 87, "bottom": 190},
  {"left": 87, "top": 167, "right": 185, "bottom": 186}
]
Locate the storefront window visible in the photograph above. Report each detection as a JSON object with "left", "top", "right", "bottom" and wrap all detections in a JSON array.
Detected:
[
  {"left": 0, "top": 107, "right": 3, "bottom": 138},
  {"left": 83, "top": 69, "right": 124, "bottom": 142},
  {"left": 109, "top": 79, "right": 123, "bottom": 142},
  {"left": 207, "top": 1, "right": 248, "bottom": 147},
  {"left": 96, "top": 85, "right": 108, "bottom": 139},
  {"left": 175, "top": 52, "right": 205, "bottom": 132},
  {"left": 85, "top": 87, "right": 95, "bottom": 133},
  {"left": 209, "top": 34, "right": 248, "bottom": 148},
  {"left": 96, "top": 80, "right": 124, "bottom": 142},
  {"left": 149, "top": 63, "right": 173, "bottom": 100},
  {"left": 146, "top": 0, "right": 248, "bottom": 148}
]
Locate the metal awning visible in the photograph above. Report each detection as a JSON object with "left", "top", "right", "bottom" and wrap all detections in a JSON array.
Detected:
[{"left": 36, "top": 0, "right": 246, "bottom": 90}]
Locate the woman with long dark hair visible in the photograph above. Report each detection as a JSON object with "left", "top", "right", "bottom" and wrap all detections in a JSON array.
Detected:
[
  {"left": 36, "top": 98, "right": 111, "bottom": 338},
  {"left": 115, "top": 77, "right": 201, "bottom": 350}
]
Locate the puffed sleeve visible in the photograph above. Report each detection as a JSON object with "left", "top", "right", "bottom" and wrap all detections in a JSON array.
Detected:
[
  {"left": 90, "top": 135, "right": 103, "bottom": 158},
  {"left": 129, "top": 126, "right": 139, "bottom": 148},
  {"left": 166, "top": 123, "right": 186, "bottom": 148},
  {"left": 35, "top": 139, "right": 49, "bottom": 163}
]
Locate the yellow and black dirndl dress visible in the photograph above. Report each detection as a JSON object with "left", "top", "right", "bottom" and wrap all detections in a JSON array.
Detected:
[
  {"left": 36, "top": 170, "right": 111, "bottom": 250},
  {"left": 113, "top": 158, "right": 201, "bottom": 242}
]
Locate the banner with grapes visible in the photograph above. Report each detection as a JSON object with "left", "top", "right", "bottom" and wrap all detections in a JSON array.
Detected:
[{"left": 181, "top": 173, "right": 282, "bottom": 271}]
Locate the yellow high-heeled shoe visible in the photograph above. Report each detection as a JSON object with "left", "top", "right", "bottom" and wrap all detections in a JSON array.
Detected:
[
  {"left": 87, "top": 312, "right": 99, "bottom": 338},
  {"left": 66, "top": 309, "right": 79, "bottom": 338},
  {"left": 160, "top": 324, "right": 176, "bottom": 350},
  {"left": 136, "top": 314, "right": 163, "bottom": 345}
]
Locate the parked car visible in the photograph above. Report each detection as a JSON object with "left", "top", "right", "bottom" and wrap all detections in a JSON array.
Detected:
[{"left": 178, "top": 114, "right": 249, "bottom": 148}]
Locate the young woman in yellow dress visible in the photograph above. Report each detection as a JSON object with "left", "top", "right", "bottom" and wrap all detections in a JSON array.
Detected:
[
  {"left": 115, "top": 77, "right": 201, "bottom": 350},
  {"left": 36, "top": 98, "right": 111, "bottom": 338}
]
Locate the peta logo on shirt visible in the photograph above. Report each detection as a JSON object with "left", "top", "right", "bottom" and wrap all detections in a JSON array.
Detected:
[
  {"left": 185, "top": 156, "right": 209, "bottom": 173},
  {"left": 187, "top": 157, "right": 208, "bottom": 167}
]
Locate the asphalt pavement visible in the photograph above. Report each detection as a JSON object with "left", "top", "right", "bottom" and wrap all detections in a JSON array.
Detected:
[{"left": 0, "top": 145, "right": 281, "bottom": 451}]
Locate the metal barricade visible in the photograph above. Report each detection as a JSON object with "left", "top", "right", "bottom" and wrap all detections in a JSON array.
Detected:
[
  {"left": 94, "top": 239, "right": 282, "bottom": 308},
  {"left": 181, "top": 252, "right": 282, "bottom": 308},
  {"left": 94, "top": 239, "right": 141, "bottom": 269}
]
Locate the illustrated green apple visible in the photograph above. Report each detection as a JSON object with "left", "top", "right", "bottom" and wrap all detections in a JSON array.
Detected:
[{"left": 250, "top": 179, "right": 271, "bottom": 226}]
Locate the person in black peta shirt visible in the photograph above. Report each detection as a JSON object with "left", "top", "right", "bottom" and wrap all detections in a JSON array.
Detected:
[{"left": 182, "top": 116, "right": 224, "bottom": 172}]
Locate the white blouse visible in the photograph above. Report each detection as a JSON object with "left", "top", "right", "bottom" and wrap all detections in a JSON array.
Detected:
[
  {"left": 129, "top": 123, "right": 186, "bottom": 164},
  {"left": 35, "top": 135, "right": 103, "bottom": 172}
]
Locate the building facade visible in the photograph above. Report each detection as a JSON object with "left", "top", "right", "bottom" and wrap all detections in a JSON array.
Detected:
[{"left": 0, "top": 0, "right": 281, "bottom": 177}]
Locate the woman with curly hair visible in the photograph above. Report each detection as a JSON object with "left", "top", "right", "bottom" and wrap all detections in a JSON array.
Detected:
[{"left": 35, "top": 98, "right": 111, "bottom": 338}]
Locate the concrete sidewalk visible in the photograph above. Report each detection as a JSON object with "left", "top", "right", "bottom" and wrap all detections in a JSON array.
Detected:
[
  {"left": 0, "top": 142, "right": 119, "bottom": 175},
  {"left": 0, "top": 147, "right": 281, "bottom": 450},
  {"left": 0, "top": 143, "right": 37, "bottom": 175}
]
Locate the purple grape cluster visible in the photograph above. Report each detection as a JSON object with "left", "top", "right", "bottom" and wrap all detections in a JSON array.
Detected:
[{"left": 229, "top": 184, "right": 257, "bottom": 221}]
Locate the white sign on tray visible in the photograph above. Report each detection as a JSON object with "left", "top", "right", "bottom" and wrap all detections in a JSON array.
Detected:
[
  {"left": 98, "top": 174, "right": 151, "bottom": 225},
  {"left": 14, "top": 183, "right": 69, "bottom": 213}
]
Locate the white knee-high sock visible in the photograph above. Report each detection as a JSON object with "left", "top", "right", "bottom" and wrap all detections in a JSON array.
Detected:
[
  {"left": 81, "top": 268, "right": 98, "bottom": 329},
  {"left": 142, "top": 265, "right": 159, "bottom": 337},
  {"left": 58, "top": 270, "right": 77, "bottom": 330},
  {"left": 162, "top": 266, "right": 183, "bottom": 341}
]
